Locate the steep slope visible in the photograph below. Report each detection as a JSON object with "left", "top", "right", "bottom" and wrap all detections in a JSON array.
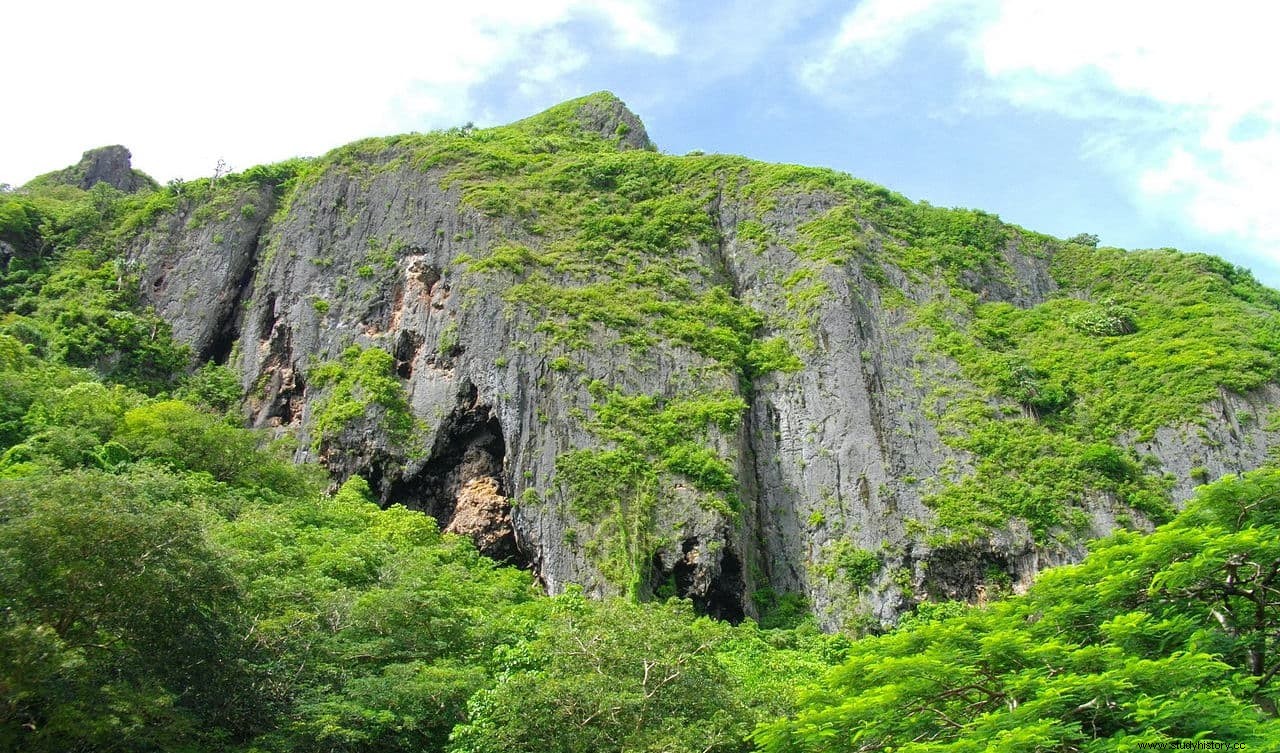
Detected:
[{"left": 118, "top": 92, "right": 1280, "bottom": 628}]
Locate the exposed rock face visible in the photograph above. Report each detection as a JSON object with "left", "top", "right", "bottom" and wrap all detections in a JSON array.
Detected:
[
  {"left": 126, "top": 92, "right": 1280, "bottom": 629},
  {"left": 448, "top": 477, "right": 517, "bottom": 562},
  {"left": 571, "top": 95, "right": 654, "bottom": 150},
  {"left": 1133, "top": 385, "right": 1280, "bottom": 500},
  {"left": 36, "top": 145, "right": 158, "bottom": 193},
  {"left": 126, "top": 184, "right": 275, "bottom": 362}
]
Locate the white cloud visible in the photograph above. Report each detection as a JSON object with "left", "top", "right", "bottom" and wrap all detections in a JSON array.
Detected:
[
  {"left": 802, "top": 0, "right": 1280, "bottom": 278},
  {"left": 585, "top": 0, "right": 677, "bottom": 55},
  {"left": 515, "top": 32, "right": 591, "bottom": 97},
  {"left": 799, "top": 0, "right": 975, "bottom": 88},
  {"left": 1, "top": 0, "right": 674, "bottom": 184},
  {"left": 666, "top": 1, "right": 818, "bottom": 84}
]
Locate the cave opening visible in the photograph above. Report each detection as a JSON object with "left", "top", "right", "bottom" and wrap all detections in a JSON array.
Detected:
[
  {"left": 649, "top": 539, "right": 746, "bottom": 624},
  {"left": 387, "top": 382, "right": 523, "bottom": 566},
  {"left": 922, "top": 546, "right": 1014, "bottom": 603},
  {"left": 699, "top": 549, "right": 746, "bottom": 623},
  {"left": 392, "top": 330, "right": 423, "bottom": 379}
]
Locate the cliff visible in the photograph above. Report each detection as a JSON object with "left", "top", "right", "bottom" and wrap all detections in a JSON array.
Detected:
[{"left": 119, "top": 92, "right": 1280, "bottom": 628}]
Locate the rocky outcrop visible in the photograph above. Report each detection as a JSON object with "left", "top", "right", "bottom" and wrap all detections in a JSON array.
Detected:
[
  {"left": 126, "top": 93, "right": 1280, "bottom": 630},
  {"left": 569, "top": 94, "right": 654, "bottom": 150},
  {"left": 448, "top": 477, "right": 517, "bottom": 562},
  {"left": 1135, "top": 384, "right": 1280, "bottom": 499},
  {"left": 32, "top": 145, "right": 158, "bottom": 193}
]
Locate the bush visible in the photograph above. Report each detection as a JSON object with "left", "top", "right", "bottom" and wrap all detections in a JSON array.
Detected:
[
  {"left": 1079, "top": 442, "right": 1138, "bottom": 483},
  {"left": 309, "top": 345, "right": 414, "bottom": 449},
  {"left": 1068, "top": 299, "right": 1137, "bottom": 337},
  {"left": 176, "top": 362, "right": 242, "bottom": 412}
]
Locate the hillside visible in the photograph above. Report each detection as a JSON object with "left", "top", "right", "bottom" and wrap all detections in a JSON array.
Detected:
[
  {"left": 3, "top": 91, "right": 1280, "bottom": 751},
  {"left": 88, "top": 92, "right": 1280, "bottom": 628}
]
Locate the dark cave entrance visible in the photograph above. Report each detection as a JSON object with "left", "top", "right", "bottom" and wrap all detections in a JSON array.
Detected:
[
  {"left": 392, "top": 330, "right": 424, "bottom": 379},
  {"left": 650, "top": 539, "right": 746, "bottom": 623},
  {"left": 921, "top": 546, "right": 1014, "bottom": 603},
  {"left": 702, "top": 549, "right": 746, "bottom": 623},
  {"left": 387, "top": 382, "right": 522, "bottom": 565}
]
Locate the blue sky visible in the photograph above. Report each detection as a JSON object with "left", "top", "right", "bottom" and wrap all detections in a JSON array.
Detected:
[{"left": 6, "top": 0, "right": 1279, "bottom": 286}]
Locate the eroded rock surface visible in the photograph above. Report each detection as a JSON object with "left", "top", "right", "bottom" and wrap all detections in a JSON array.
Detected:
[{"left": 127, "top": 93, "right": 1280, "bottom": 628}]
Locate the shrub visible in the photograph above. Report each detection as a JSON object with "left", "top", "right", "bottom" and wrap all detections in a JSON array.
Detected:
[
  {"left": 309, "top": 346, "right": 414, "bottom": 449},
  {"left": 1079, "top": 442, "right": 1138, "bottom": 483}
]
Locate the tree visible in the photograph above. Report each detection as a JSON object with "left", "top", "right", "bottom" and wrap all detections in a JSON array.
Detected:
[
  {"left": 449, "top": 595, "right": 755, "bottom": 753},
  {"left": 755, "top": 469, "right": 1280, "bottom": 752},
  {"left": 1145, "top": 471, "right": 1280, "bottom": 713},
  {"left": 219, "top": 477, "right": 537, "bottom": 753},
  {"left": 0, "top": 469, "right": 263, "bottom": 751}
]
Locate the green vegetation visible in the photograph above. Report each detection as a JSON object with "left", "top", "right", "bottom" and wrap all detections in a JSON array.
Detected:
[
  {"left": 940, "top": 247, "right": 1280, "bottom": 440},
  {"left": 914, "top": 244, "right": 1280, "bottom": 543},
  {"left": 438, "top": 321, "right": 459, "bottom": 355},
  {"left": 449, "top": 596, "right": 837, "bottom": 753},
  {"left": 555, "top": 384, "right": 746, "bottom": 595},
  {"left": 0, "top": 328, "right": 846, "bottom": 752},
  {"left": 302, "top": 92, "right": 1252, "bottom": 564},
  {"left": 661, "top": 141, "right": 1277, "bottom": 547},
  {"left": 757, "top": 469, "right": 1280, "bottom": 751},
  {"left": 815, "top": 541, "right": 882, "bottom": 590},
  {"left": 21, "top": 145, "right": 160, "bottom": 195},
  {"left": 4, "top": 92, "right": 1280, "bottom": 752},
  {"left": 317, "top": 96, "right": 804, "bottom": 393},
  {"left": 308, "top": 345, "right": 416, "bottom": 450},
  {"left": 6, "top": 310, "right": 1279, "bottom": 751},
  {"left": 396, "top": 98, "right": 1233, "bottom": 548},
  {"left": 0, "top": 155, "right": 313, "bottom": 394},
  {"left": 114, "top": 157, "right": 311, "bottom": 239}
]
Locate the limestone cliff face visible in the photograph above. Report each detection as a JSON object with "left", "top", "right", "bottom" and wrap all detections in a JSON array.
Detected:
[
  {"left": 127, "top": 183, "right": 274, "bottom": 361},
  {"left": 124, "top": 93, "right": 1280, "bottom": 628}
]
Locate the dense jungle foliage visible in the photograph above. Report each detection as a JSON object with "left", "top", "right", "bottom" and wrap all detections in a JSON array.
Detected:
[{"left": 4, "top": 96, "right": 1280, "bottom": 750}]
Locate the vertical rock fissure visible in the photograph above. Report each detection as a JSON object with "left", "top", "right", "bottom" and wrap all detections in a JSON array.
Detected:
[
  {"left": 640, "top": 188, "right": 754, "bottom": 622},
  {"left": 712, "top": 187, "right": 751, "bottom": 621},
  {"left": 250, "top": 313, "right": 305, "bottom": 430},
  {"left": 202, "top": 230, "right": 263, "bottom": 365},
  {"left": 741, "top": 391, "right": 779, "bottom": 619}
]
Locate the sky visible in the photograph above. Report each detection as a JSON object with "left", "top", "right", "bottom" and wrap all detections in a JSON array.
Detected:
[{"left": 4, "top": 0, "right": 1279, "bottom": 286}]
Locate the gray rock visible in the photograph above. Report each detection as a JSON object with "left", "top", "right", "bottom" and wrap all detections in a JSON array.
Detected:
[
  {"left": 34, "top": 145, "right": 158, "bottom": 193},
  {"left": 125, "top": 184, "right": 275, "bottom": 362},
  {"left": 127, "top": 98, "right": 1280, "bottom": 630},
  {"left": 572, "top": 94, "right": 654, "bottom": 151},
  {"left": 1132, "top": 384, "right": 1280, "bottom": 499}
]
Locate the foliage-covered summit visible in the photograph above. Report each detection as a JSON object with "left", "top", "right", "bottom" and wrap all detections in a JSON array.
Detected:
[{"left": 23, "top": 145, "right": 158, "bottom": 194}]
